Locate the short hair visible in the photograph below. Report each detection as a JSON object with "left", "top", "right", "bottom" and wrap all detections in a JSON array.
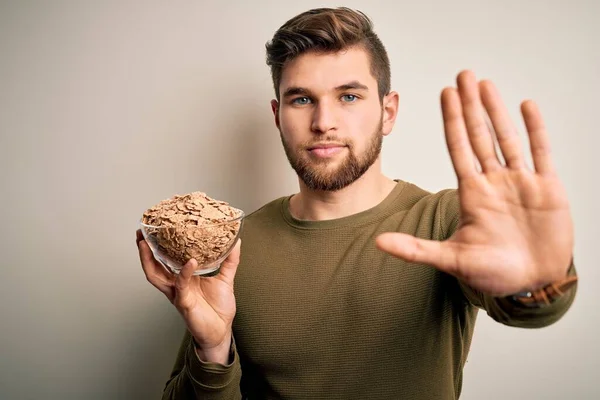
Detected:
[{"left": 265, "top": 7, "right": 391, "bottom": 102}]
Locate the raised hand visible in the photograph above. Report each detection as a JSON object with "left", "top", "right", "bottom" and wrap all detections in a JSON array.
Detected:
[
  {"left": 137, "top": 230, "right": 241, "bottom": 363},
  {"left": 376, "top": 70, "right": 573, "bottom": 297}
]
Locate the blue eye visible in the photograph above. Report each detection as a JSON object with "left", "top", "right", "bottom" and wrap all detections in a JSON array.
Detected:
[
  {"left": 292, "top": 97, "right": 311, "bottom": 105},
  {"left": 342, "top": 94, "right": 357, "bottom": 102}
]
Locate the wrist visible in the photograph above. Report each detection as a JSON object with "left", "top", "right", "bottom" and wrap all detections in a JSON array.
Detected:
[
  {"left": 193, "top": 333, "right": 233, "bottom": 365},
  {"left": 509, "top": 259, "right": 577, "bottom": 308}
]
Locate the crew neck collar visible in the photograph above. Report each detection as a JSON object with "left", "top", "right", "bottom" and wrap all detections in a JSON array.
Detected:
[{"left": 280, "top": 180, "right": 406, "bottom": 230}]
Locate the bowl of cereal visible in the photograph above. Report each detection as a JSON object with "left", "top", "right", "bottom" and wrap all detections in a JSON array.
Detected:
[{"left": 140, "top": 191, "right": 244, "bottom": 276}]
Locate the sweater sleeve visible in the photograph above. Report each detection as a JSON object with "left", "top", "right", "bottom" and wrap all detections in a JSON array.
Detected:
[
  {"left": 162, "top": 330, "right": 243, "bottom": 400},
  {"left": 438, "top": 189, "right": 578, "bottom": 328},
  {"left": 457, "top": 261, "right": 578, "bottom": 328}
]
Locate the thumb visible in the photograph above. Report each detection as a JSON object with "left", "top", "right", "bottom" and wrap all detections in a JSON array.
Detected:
[
  {"left": 375, "top": 232, "right": 456, "bottom": 274},
  {"left": 175, "top": 258, "right": 198, "bottom": 293},
  {"left": 219, "top": 239, "right": 241, "bottom": 283}
]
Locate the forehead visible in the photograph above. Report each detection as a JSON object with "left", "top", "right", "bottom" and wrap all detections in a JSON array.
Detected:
[{"left": 279, "top": 46, "right": 375, "bottom": 93}]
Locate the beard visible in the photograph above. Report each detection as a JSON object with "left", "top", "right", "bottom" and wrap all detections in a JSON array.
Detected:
[{"left": 280, "top": 119, "right": 383, "bottom": 192}]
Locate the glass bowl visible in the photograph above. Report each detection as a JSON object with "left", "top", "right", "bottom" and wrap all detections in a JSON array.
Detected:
[{"left": 140, "top": 210, "right": 244, "bottom": 276}]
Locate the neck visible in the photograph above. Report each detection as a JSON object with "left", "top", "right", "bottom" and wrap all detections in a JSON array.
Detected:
[{"left": 289, "top": 160, "right": 397, "bottom": 221}]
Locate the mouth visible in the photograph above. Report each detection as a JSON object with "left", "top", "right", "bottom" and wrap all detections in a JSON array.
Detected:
[
  {"left": 306, "top": 142, "right": 347, "bottom": 158},
  {"left": 307, "top": 142, "right": 347, "bottom": 150}
]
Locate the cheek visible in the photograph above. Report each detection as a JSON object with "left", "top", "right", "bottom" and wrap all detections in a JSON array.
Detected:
[
  {"left": 279, "top": 109, "right": 309, "bottom": 139},
  {"left": 345, "top": 106, "right": 382, "bottom": 142}
]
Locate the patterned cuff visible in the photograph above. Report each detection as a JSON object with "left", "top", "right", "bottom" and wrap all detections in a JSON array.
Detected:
[{"left": 509, "top": 260, "right": 577, "bottom": 308}]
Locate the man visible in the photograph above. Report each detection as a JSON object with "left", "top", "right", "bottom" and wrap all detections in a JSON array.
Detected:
[{"left": 137, "top": 7, "right": 578, "bottom": 399}]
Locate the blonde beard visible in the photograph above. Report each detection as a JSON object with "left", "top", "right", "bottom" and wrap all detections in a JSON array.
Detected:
[{"left": 280, "top": 120, "right": 383, "bottom": 192}]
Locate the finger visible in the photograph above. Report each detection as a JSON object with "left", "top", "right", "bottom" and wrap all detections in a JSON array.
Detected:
[
  {"left": 136, "top": 229, "right": 144, "bottom": 245},
  {"left": 218, "top": 239, "right": 241, "bottom": 284},
  {"left": 441, "top": 87, "right": 478, "bottom": 180},
  {"left": 456, "top": 70, "right": 502, "bottom": 172},
  {"left": 479, "top": 81, "right": 525, "bottom": 169},
  {"left": 175, "top": 258, "right": 198, "bottom": 292},
  {"left": 138, "top": 236, "right": 174, "bottom": 297},
  {"left": 375, "top": 232, "right": 459, "bottom": 276},
  {"left": 521, "top": 100, "right": 555, "bottom": 175}
]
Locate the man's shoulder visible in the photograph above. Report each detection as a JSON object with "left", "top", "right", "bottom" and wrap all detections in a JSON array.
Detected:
[
  {"left": 243, "top": 195, "right": 289, "bottom": 223},
  {"left": 395, "top": 179, "right": 458, "bottom": 210},
  {"left": 397, "top": 180, "right": 460, "bottom": 238}
]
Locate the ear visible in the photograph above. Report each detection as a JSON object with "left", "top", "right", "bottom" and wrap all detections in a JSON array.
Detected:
[
  {"left": 381, "top": 91, "right": 399, "bottom": 136},
  {"left": 270, "top": 99, "right": 280, "bottom": 130}
]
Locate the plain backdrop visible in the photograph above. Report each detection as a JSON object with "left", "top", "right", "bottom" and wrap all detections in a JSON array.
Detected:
[{"left": 0, "top": 1, "right": 598, "bottom": 399}]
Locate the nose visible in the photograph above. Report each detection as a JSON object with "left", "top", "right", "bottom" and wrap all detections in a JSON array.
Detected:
[{"left": 311, "top": 101, "right": 337, "bottom": 134}]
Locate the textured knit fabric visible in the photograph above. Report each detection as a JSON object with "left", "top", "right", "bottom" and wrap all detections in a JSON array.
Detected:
[{"left": 161, "top": 180, "right": 577, "bottom": 400}]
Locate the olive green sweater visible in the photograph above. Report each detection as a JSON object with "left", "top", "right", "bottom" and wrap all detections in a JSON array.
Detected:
[{"left": 162, "top": 180, "right": 577, "bottom": 399}]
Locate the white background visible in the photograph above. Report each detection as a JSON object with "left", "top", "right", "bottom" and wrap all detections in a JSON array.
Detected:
[{"left": 0, "top": 1, "right": 597, "bottom": 399}]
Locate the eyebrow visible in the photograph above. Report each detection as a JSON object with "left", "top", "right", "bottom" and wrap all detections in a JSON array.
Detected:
[
  {"left": 281, "top": 80, "right": 370, "bottom": 98},
  {"left": 282, "top": 87, "right": 311, "bottom": 98},
  {"left": 335, "top": 81, "right": 369, "bottom": 91}
]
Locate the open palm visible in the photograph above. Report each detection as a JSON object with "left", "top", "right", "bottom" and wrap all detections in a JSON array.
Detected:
[{"left": 376, "top": 70, "right": 573, "bottom": 296}]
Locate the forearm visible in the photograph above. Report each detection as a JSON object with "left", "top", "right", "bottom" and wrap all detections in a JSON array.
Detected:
[{"left": 162, "top": 331, "right": 243, "bottom": 400}]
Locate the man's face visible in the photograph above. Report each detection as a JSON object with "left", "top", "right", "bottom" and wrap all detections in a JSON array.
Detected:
[{"left": 272, "top": 47, "right": 394, "bottom": 191}]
